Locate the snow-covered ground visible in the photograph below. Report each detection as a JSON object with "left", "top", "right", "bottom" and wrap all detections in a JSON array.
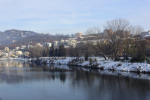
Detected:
[
  {"left": 98, "top": 61, "right": 150, "bottom": 72},
  {"left": 12, "top": 57, "right": 150, "bottom": 73}
]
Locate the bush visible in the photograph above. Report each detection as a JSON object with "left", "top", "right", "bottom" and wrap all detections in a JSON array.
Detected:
[
  {"left": 89, "top": 58, "right": 93, "bottom": 65},
  {"left": 85, "top": 53, "right": 88, "bottom": 61},
  {"left": 43, "top": 60, "right": 47, "bottom": 64},
  {"left": 130, "top": 56, "right": 146, "bottom": 63},
  {"left": 115, "top": 57, "right": 120, "bottom": 61}
]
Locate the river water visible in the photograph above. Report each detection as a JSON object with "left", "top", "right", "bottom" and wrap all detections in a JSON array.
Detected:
[{"left": 0, "top": 61, "right": 150, "bottom": 100}]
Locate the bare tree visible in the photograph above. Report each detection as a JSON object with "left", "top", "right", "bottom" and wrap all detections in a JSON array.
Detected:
[
  {"left": 104, "top": 18, "right": 131, "bottom": 60},
  {"left": 85, "top": 27, "right": 108, "bottom": 60},
  {"left": 130, "top": 25, "right": 144, "bottom": 35},
  {"left": 129, "top": 25, "right": 147, "bottom": 58},
  {"left": 29, "top": 45, "right": 44, "bottom": 58}
]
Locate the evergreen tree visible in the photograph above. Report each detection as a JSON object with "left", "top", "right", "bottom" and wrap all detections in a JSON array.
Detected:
[
  {"left": 58, "top": 44, "right": 62, "bottom": 57},
  {"left": 42, "top": 50, "right": 46, "bottom": 57},
  {"left": 62, "top": 44, "right": 66, "bottom": 57},
  {"left": 49, "top": 45, "right": 55, "bottom": 57},
  {"left": 45, "top": 46, "right": 49, "bottom": 57},
  {"left": 55, "top": 48, "right": 58, "bottom": 56},
  {"left": 58, "top": 44, "right": 66, "bottom": 57}
]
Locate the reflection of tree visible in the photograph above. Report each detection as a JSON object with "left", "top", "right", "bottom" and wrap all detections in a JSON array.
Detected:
[
  {"left": 51, "top": 74, "right": 55, "bottom": 80},
  {"left": 1, "top": 61, "right": 150, "bottom": 100},
  {"left": 0, "top": 73, "right": 24, "bottom": 84},
  {"left": 70, "top": 70, "right": 150, "bottom": 100},
  {"left": 0, "top": 61, "right": 29, "bottom": 68},
  {"left": 59, "top": 72, "right": 66, "bottom": 83}
]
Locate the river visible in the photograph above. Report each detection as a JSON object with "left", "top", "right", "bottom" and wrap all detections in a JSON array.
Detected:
[{"left": 0, "top": 61, "right": 150, "bottom": 100}]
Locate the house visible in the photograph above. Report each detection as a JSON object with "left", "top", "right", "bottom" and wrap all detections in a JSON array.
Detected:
[
  {"left": 15, "top": 47, "right": 20, "bottom": 50},
  {"left": 15, "top": 51, "right": 23, "bottom": 56},
  {"left": 75, "top": 32, "right": 83, "bottom": 38},
  {"left": 68, "top": 38, "right": 77, "bottom": 46},
  {"left": 54, "top": 41, "right": 59, "bottom": 49},
  {"left": 4, "top": 47, "right": 9, "bottom": 52},
  {"left": 21, "top": 45, "right": 26, "bottom": 49},
  {"left": 36, "top": 43, "right": 43, "bottom": 47},
  {"left": 44, "top": 42, "right": 52, "bottom": 48}
]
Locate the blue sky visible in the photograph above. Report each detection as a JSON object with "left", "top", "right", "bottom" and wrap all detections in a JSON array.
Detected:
[{"left": 0, "top": 0, "right": 149, "bottom": 34}]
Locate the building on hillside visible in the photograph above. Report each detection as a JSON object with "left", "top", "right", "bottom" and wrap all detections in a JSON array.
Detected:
[
  {"left": 21, "top": 45, "right": 26, "bottom": 49},
  {"left": 44, "top": 42, "right": 52, "bottom": 48},
  {"left": 54, "top": 41, "right": 59, "bottom": 46},
  {"left": 60, "top": 39, "right": 64, "bottom": 44},
  {"left": 75, "top": 32, "right": 83, "bottom": 38},
  {"left": 68, "top": 38, "right": 77, "bottom": 46},
  {"left": 36, "top": 43, "right": 43, "bottom": 47},
  {"left": 4, "top": 47, "right": 9, "bottom": 52},
  {"left": 9, "top": 51, "right": 15, "bottom": 57},
  {"left": 64, "top": 46, "right": 70, "bottom": 48},
  {"left": 76, "top": 37, "right": 84, "bottom": 41},
  {"left": 54, "top": 41, "right": 59, "bottom": 49},
  {"left": 15, "top": 47, "right": 20, "bottom": 50},
  {"left": 79, "top": 34, "right": 96, "bottom": 40},
  {"left": 63, "top": 40, "right": 69, "bottom": 46},
  {"left": 15, "top": 51, "right": 23, "bottom": 56},
  {"left": 5, "top": 53, "right": 8, "bottom": 57},
  {"left": 140, "top": 31, "right": 150, "bottom": 39},
  {"left": 27, "top": 45, "right": 33, "bottom": 49},
  {"left": 103, "top": 29, "right": 113, "bottom": 35},
  {"left": 23, "top": 51, "right": 30, "bottom": 57}
]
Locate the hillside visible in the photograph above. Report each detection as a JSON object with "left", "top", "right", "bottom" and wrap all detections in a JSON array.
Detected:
[
  {"left": 0, "top": 29, "right": 70, "bottom": 49},
  {"left": 0, "top": 29, "right": 38, "bottom": 45}
]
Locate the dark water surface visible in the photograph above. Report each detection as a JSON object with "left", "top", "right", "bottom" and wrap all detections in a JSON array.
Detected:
[{"left": 0, "top": 61, "right": 150, "bottom": 100}]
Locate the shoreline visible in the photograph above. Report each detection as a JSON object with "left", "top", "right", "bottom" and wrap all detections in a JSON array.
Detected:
[
  {"left": 27, "top": 57, "right": 150, "bottom": 73},
  {"left": 1, "top": 57, "right": 150, "bottom": 73}
]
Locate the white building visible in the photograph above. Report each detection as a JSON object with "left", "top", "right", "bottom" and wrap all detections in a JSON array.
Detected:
[
  {"left": 68, "top": 38, "right": 77, "bottom": 46},
  {"left": 27, "top": 45, "right": 33, "bottom": 49},
  {"left": 44, "top": 42, "right": 52, "bottom": 48},
  {"left": 36, "top": 43, "right": 43, "bottom": 47},
  {"left": 15, "top": 47, "right": 20, "bottom": 50},
  {"left": 21, "top": 45, "right": 26, "bottom": 49},
  {"left": 140, "top": 31, "right": 150, "bottom": 38},
  {"left": 15, "top": 51, "right": 23, "bottom": 56}
]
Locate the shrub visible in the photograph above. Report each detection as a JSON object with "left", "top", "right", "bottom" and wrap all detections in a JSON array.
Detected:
[
  {"left": 130, "top": 56, "right": 146, "bottom": 63},
  {"left": 89, "top": 58, "right": 93, "bottom": 65},
  {"left": 43, "top": 60, "right": 47, "bottom": 64}
]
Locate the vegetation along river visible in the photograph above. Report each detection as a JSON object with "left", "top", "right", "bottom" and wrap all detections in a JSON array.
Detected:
[{"left": 0, "top": 61, "right": 150, "bottom": 100}]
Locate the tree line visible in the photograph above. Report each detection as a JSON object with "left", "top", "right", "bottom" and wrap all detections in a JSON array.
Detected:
[{"left": 28, "top": 18, "right": 149, "bottom": 62}]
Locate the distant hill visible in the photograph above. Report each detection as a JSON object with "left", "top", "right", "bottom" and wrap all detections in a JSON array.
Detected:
[
  {"left": 0, "top": 29, "right": 38, "bottom": 45},
  {"left": 0, "top": 29, "right": 71, "bottom": 50}
]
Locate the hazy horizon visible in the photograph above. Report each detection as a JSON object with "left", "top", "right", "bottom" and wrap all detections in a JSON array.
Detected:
[{"left": 0, "top": 0, "right": 149, "bottom": 34}]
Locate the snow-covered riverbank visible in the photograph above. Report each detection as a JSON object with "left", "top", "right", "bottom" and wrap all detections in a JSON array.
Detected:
[{"left": 26, "top": 57, "right": 150, "bottom": 73}]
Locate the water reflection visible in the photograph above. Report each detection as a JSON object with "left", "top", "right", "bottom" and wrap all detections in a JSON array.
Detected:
[{"left": 0, "top": 61, "right": 150, "bottom": 100}]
